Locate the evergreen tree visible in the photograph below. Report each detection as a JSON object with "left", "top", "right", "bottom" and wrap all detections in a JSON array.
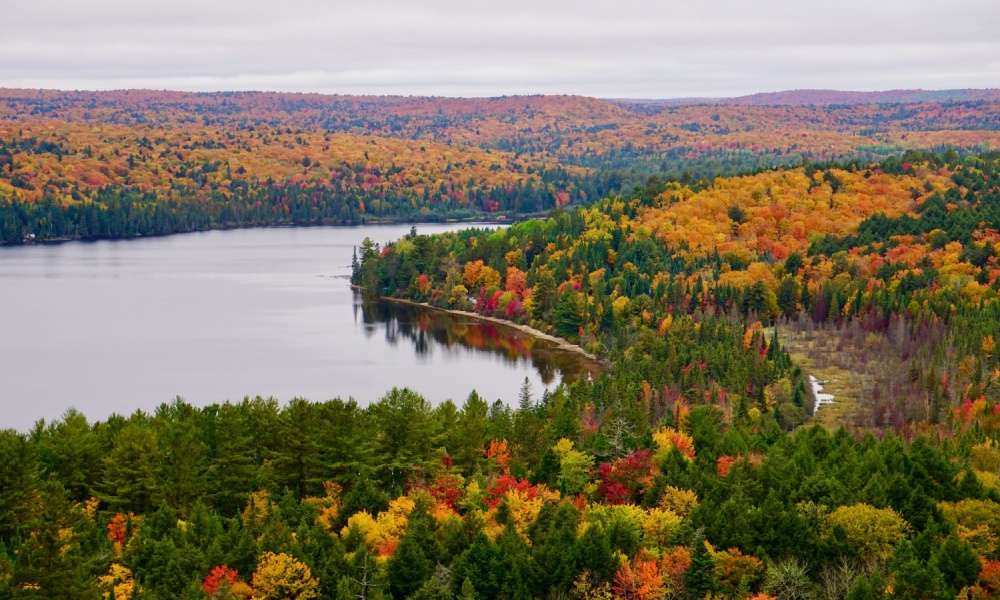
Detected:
[
  {"left": 387, "top": 533, "right": 430, "bottom": 600},
  {"left": 457, "top": 578, "right": 477, "bottom": 600},
  {"left": 99, "top": 422, "right": 161, "bottom": 514},
  {"left": 409, "top": 565, "right": 453, "bottom": 600},
  {"left": 575, "top": 523, "right": 617, "bottom": 582},
  {"left": 930, "top": 535, "right": 980, "bottom": 599},
  {"left": 35, "top": 409, "right": 100, "bottom": 503},
  {"left": 0, "top": 430, "right": 39, "bottom": 543},
  {"left": 11, "top": 482, "right": 98, "bottom": 599},
  {"left": 452, "top": 392, "right": 489, "bottom": 476},
  {"left": 452, "top": 534, "right": 503, "bottom": 600},
  {"left": 889, "top": 540, "right": 942, "bottom": 600},
  {"left": 776, "top": 275, "right": 799, "bottom": 318},
  {"left": 684, "top": 533, "right": 718, "bottom": 600},
  {"left": 518, "top": 377, "right": 534, "bottom": 411},
  {"left": 370, "top": 388, "right": 440, "bottom": 491}
]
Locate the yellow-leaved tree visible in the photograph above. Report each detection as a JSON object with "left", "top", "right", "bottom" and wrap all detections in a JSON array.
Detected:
[
  {"left": 98, "top": 564, "right": 136, "bottom": 600},
  {"left": 551, "top": 438, "right": 594, "bottom": 496},
  {"left": 251, "top": 552, "right": 320, "bottom": 600},
  {"left": 823, "top": 503, "right": 909, "bottom": 561}
]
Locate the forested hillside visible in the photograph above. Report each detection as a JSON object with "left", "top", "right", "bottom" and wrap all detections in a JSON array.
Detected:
[
  {"left": 3, "top": 151, "right": 1000, "bottom": 598},
  {"left": 3, "top": 89, "right": 1000, "bottom": 242},
  {"left": 355, "top": 149, "right": 1000, "bottom": 429}
]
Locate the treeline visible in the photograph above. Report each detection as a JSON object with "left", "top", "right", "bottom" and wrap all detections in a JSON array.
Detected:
[
  {"left": 4, "top": 90, "right": 1000, "bottom": 246},
  {"left": 0, "top": 167, "right": 617, "bottom": 243},
  {"left": 1, "top": 381, "right": 999, "bottom": 599}
]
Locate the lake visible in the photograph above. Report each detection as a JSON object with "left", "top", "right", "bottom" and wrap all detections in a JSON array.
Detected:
[{"left": 0, "top": 224, "right": 596, "bottom": 431}]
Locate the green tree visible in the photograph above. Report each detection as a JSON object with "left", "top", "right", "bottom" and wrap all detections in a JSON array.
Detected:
[
  {"left": 889, "top": 541, "right": 941, "bottom": 600},
  {"left": 315, "top": 399, "right": 376, "bottom": 491},
  {"left": 452, "top": 534, "right": 504, "bottom": 600},
  {"left": 10, "top": 482, "right": 98, "bottom": 599},
  {"left": 153, "top": 399, "right": 208, "bottom": 514},
  {"left": 553, "top": 290, "right": 585, "bottom": 340},
  {"left": 845, "top": 575, "right": 886, "bottom": 600},
  {"left": 531, "top": 271, "right": 557, "bottom": 319},
  {"left": 457, "top": 578, "right": 477, "bottom": 600},
  {"left": 551, "top": 439, "right": 593, "bottom": 496},
  {"left": 685, "top": 534, "right": 718, "bottom": 600},
  {"left": 527, "top": 502, "right": 580, "bottom": 596},
  {"left": 776, "top": 276, "right": 800, "bottom": 318},
  {"left": 575, "top": 525, "right": 618, "bottom": 582},
  {"left": 370, "top": 388, "right": 440, "bottom": 491},
  {"left": 0, "top": 430, "right": 39, "bottom": 543},
  {"left": 274, "top": 399, "right": 324, "bottom": 498},
  {"left": 34, "top": 409, "right": 100, "bottom": 503},
  {"left": 450, "top": 392, "right": 489, "bottom": 476},
  {"left": 205, "top": 402, "right": 261, "bottom": 517},
  {"left": 100, "top": 422, "right": 160, "bottom": 513},
  {"left": 388, "top": 499, "right": 439, "bottom": 600},
  {"left": 388, "top": 532, "right": 431, "bottom": 600},
  {"left": 930, "top": 535, "right": 979, "bottom": 599}
]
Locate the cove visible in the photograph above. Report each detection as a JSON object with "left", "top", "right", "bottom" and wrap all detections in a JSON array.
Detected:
[{"left": 0, "top": 224, "right": 596, "bottom": 431}]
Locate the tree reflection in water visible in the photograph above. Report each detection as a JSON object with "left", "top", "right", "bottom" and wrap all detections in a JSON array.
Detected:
[{"left": 355, "top": 292, "right": 599, "bottom": 386}]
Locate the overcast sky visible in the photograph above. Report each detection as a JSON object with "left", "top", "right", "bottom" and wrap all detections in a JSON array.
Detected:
[{"left": 3, "top": 0, "right": 998, "bottom": 98}]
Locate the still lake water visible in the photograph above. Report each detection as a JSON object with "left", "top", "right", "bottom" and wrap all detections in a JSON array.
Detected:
[{"left": 0, "top": 224, "right": 595, "bottom": 431}]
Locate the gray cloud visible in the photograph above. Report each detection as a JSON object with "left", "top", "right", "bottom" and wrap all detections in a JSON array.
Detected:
[{"left": 2, "top": 0, "right": 998, "bottom": 96}]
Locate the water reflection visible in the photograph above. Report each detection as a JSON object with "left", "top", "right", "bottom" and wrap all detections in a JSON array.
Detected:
[{"left": 355, "top": 291, "right": 599, "bottom": 386}]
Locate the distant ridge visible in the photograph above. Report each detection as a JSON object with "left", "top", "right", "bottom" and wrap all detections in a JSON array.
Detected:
[
  {"left": 5, "top": 87, "right": 1000, "bottom": 107},
  {"left": 618, "top": 88, "right": 1000, "bottom": 106},
  {"left": 722, "top": 88, "right": 1000, "bottom": 105}
]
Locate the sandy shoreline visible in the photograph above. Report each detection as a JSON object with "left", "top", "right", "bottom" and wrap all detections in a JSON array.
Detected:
[{"left": 360, "top": 289, "right": 604, "bottom": 367}]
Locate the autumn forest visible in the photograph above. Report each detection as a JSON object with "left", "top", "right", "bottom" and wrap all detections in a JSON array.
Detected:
[{"left": 3, "top": 89, "right": 1000, "bottom": 600}]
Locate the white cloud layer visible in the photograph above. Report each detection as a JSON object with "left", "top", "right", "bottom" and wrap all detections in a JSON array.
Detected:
[{"left": 3, "top": 0, "right": 998, "bottom": 97}]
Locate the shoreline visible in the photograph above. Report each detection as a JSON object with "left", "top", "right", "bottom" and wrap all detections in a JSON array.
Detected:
[
  {"left": 363, "top": 290, "right": 605, "bottom": 368},
  {"left": 3, "top": 217, "right": 516, "bottom": 247}
]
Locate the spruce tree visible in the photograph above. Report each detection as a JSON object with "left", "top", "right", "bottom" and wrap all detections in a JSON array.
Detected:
[
  {"left": 518, "top": 377, "right": 534, "bottom": 411},
  {"left": 684, "top": 532, "right": 717, "bottom": 600},
  {"left": 457, "top": 579, "right": 477, "bottom": 600},
  {"left": 931, "top": 535, "right": 980, "bottom": 599},
  {"left": 889, "top": 540, "right": 942, "bottom": 600},
  {"left": 11, "top": 482, "right": 99, "bottom": 598}
]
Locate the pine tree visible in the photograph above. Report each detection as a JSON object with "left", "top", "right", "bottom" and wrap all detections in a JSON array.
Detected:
[
  {"left": 575, "top": 524, "right": 617, "bottom": 582},
  {"left": 827, "top": 292, "right": 841, "bottom": 324},
  {"left": 518, "top": 377, "right": 534, "bottom": 411},
  {"left": 684, "top": 533, "right": 717, "bottom": 600},
  {"left": 452, "top": 534, "right": 503, "bottom": 600},
  {"left": 931, "top": 535, "right": 980, "bottom": 599},
  {"left": 0, "top": 430, "right": 39, "bottom": 542},
  {"left": 11, "top": 481, "right": 99, "bottom": 598},
  {"left": 387, "top": 522, "right": 431, "bottom": 599},
  {"left": 889, "top": 540, "right": 942, "bottom": 600},
  {"left": 452, "top": 391, "right": 489, "bottom": 476},
  {"left": 457, "top": 578, "right": 477, "bottom": 600},
  {"left": 532, "top": 271, "right": 556, "bottom": 319},
  {"left": 776, "top": 275, "right": 800, "bottom": 318}
]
